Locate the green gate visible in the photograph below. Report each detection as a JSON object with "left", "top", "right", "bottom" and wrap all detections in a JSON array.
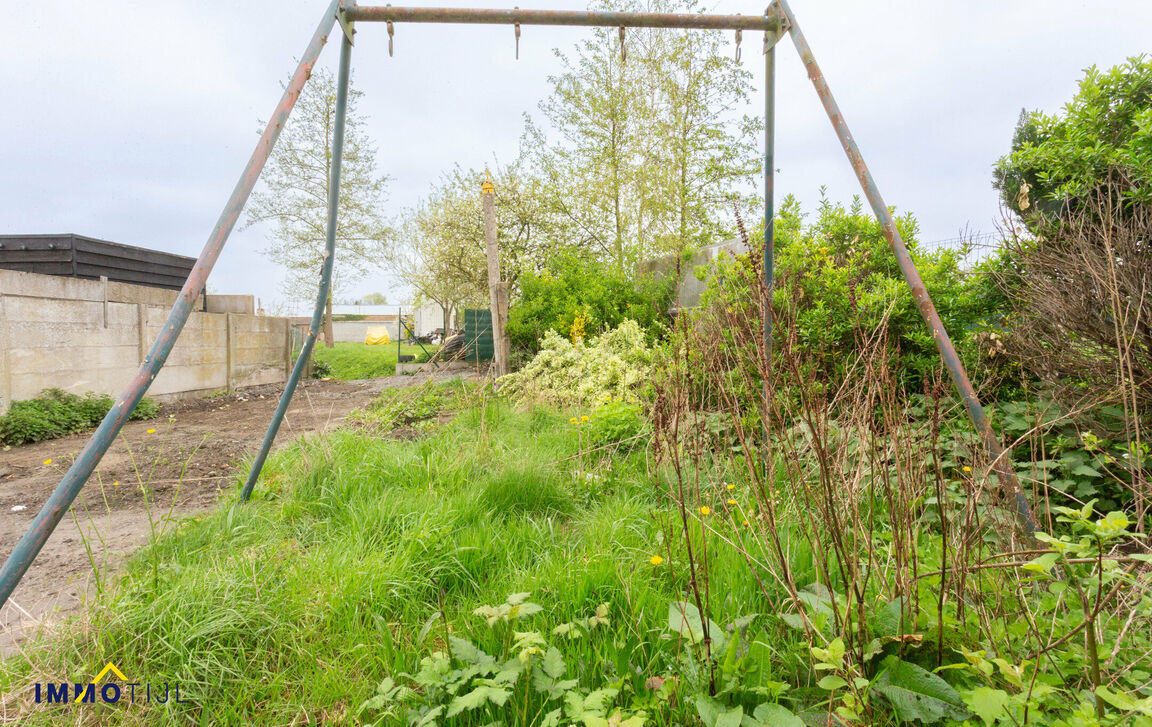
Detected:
[{"left": 463, "top": 308, "right": 494, "bottom": 363}]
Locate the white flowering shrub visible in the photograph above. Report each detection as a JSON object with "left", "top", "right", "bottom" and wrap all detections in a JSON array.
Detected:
[{"left": 498, "top": 320, "right": 653, "bottom": 407}]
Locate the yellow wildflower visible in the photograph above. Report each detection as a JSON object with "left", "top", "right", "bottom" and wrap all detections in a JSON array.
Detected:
[
  {"left": 699, "top": 506, "right": 711, "bottom": 516},
  {"left": 726, "top": 484, "right": 735, "bottom": 491},
  {"left": 962, "top": 466, "right": 972, "bottom": 472},
  {"left": 649, "top": 555, "right": 663, "bottom": 566},
  {"left": 146, "top": 428, "right": 156, "bottom": 434},
  {"left": 727, "top": 499, "right": 737, "bottom": 506},
  {"left": 742, "top": 520, "right": 750, "bottom": 526},
  {"left": 570, "top": 417, "right": 578, "bottom": 424},
  {"left": 113, "top": 481, "right": 120, "bottom": 486},
  {"left": 43, "top": 459, "right": 52, "bottom": 466},
  {"left": 581, "top": 415, "right": 589, "bottom": 422}
]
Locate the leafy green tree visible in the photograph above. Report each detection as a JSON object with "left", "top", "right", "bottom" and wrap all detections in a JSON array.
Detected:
[
  {"left": 359, "top": 292, "right": 388, "bottom": 305},
  {"left": 527, "top": 0, "right": 759, "bottom": 270},
  {"left": 245, "top": 67, "right": 392, "bottom": 346},
  {"left": 993, "top": 55, "right": 1152, "bottom": 221}
]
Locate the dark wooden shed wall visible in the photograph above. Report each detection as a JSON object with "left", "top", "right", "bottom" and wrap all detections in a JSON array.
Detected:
[{"left": 0, "top": 234, "right": 196, "bottom": 291}]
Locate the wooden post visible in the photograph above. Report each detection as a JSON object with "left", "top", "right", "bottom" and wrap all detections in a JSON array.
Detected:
[{"left": 481, "top": 170, "right": 510, "bottom": 377}]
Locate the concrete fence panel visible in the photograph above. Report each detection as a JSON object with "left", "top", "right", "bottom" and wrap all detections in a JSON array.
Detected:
[{"left": 0, "top": 269, "right": 290, "bottom": 412}]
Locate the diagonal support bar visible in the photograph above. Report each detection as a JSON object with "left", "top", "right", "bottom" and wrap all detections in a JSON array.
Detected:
[
  {"left": 0, "top": 0, "right": 344, "bottom": 607},
  {"left": 242, "top": 24, "right": 355, "bottom": 502},
  {"left": 771, "top": 0, "right": 1038, "bottom": 535}
]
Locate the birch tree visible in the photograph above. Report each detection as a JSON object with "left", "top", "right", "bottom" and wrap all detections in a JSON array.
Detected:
[{"left": 245, "top": 67, "right": 392, "bottom": 347}]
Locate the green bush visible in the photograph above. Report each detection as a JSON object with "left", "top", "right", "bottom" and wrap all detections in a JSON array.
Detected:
[
  {"left": 0, "top": 388, "right": 161, "bottom": 446},
  {"left": 699, "top": 195, "right": 995, "bottom": 390},
  {"left": 507, "top": 250, "right": 674, "bottom": 355},
  {"left": 993, "top": 55, "right": 1152, "bottom": 219}
]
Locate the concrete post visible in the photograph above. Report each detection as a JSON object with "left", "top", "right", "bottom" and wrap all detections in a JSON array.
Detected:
[
  {"left": 225, "top": 312, "right": 235, "bottom": 392},
  {"left": 284, "top": 319, "right": 292, "bottom": 375},
  {"left": 0, "top": 295, "right": 10, "bottom": 413},
  {"left": 100, "top": 275, "right": 109, "bottom": 328},
  {"left": 136, "top": 303, "right": 148, "bottom": 364},
  {"left": 481, "top": 171, "right": 511, "bottom": 377}
]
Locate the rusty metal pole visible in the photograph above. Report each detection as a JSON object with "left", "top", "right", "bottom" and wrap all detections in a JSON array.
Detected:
[
  {"left": 242, "top": 22, "right": 355, "bottom": 501},
  {"left": 771, "top": 0, "right": 1037, "bottom": 534},
  {"left": 0, "top": 0, "right": 345, "bottom": 607},
  {"left": 761, "top": 16, "right": 778, "bottom": 489},
  {"left": 481, "top": 171, "right": 509, "bottom": 377},
  {"left": 763, "top": 18, "right": 777, "bottom": 403}
]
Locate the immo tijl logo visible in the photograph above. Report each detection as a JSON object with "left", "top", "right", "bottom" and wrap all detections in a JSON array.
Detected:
[{"left": 34, "top": 662, "right": 189, "bottom": 705}]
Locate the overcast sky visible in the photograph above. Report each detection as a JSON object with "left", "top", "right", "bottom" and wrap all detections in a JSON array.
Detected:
[{"left": 2, "top": 0, "right": 1149, "bottom": 314}]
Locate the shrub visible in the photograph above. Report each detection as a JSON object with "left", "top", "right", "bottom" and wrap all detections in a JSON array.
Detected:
[
  {"left": 498, "top": 320, "right": 653, "bottom": 408},
  {"left": 0, "top": 389, "right": 160, "bottom": 446},
  {"left": 506, "top": 250, "right": 674, "bottom": 355},
  {"left": 993, "top": 55, "right": 1152, "bottom": 220},
  {"left": 698, "top": 195, "right": 993, "bottom": 391}
]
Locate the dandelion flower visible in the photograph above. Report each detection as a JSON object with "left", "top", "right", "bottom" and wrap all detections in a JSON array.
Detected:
[
  {"left": 649, "top": 555, "right": 663, "bottom": 566},
  {"left": 146, "top": 428, "right": 156, "bottom": 434},
  {"left": 962, "top": 466, "right": 972, "bottom": 472},
  {"left": 570, "top": 417, "right": 578, "bottom": 424},
  {"left": 581, "top": 415, "right": 589, "bottom": 422},
  {"left": 726, "top": 484, "right": 735, "bottom": 491},
  {"left": 43, "top": 459, "right": 52, "bottom": 466},
  {"left": 727, "top": 499, "right": 737, "bottom": 506},
  {"left": 699, "top": 506, "right": 711, "bottom": 516},
  {"left": 742, "top": 520, "right": 750, "bottom": 526}
]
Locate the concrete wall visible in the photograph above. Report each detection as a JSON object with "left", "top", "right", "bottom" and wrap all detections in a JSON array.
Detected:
[
  {"left": 206, "top": 294, "right": 255, "bottom": 315},
  {"left": 0, "top": 269, "right": 290, "bottom": 412},
  {"left": 637, "top": 238, "right": 748, "bottom": 309}
]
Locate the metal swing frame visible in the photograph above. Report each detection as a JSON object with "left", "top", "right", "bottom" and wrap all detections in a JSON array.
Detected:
[{"left": 0, "top": 0, "right": 1038, "bottom": 606}]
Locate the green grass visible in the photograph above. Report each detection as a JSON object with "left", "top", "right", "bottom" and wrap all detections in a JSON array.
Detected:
[
  {"left": 5, "top": 390, "right": 1143, "bottom": 725},
  {"left": 0, "top": 397, "right": 715, "bottom": 724},
  {"left": 311, "top": 342, "right": 439, "bottom": 380}
]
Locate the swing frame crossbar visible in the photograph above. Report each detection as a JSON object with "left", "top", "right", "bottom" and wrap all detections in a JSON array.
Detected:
[{"left": 0, "top": 0, "right": 1038, "bottom": 608}]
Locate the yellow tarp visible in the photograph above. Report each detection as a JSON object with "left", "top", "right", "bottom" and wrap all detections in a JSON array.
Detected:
[{"left": 365, "top": 326, "right": 391, "bottom": 345}]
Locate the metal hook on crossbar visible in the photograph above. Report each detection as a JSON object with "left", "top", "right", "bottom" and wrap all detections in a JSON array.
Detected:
[
  {"left": 619, "top": 26, "right": 626, "bottom": 64},
  {"left": 735, "top": 28, "right": 742, "bottom": 61},
  {"left": 514, "top": 7, "right": 521, "bottom": 59}
]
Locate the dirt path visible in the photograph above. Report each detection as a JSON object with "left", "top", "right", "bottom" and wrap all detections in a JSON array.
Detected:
[{"left": 0, "top": 377, "right": 393, "bottom": 655}]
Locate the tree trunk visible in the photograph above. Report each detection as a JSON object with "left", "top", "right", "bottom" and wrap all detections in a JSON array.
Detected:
[{"left": 323, "top": 293, "right": 335, "bottom": 348}]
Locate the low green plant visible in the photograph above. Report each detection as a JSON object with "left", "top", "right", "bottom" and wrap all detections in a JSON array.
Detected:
[
  {"left": 350, "top": 379, "right": 475, "bottom": 432},
  {"left": 359, "top": 594, "right": 655, "bottom": 727},
  {"left": 581, "top": 397, "right": 647, "bottom": 452},
  {"left": 0, "top": 388, "right": 159, "bottom": 445}
]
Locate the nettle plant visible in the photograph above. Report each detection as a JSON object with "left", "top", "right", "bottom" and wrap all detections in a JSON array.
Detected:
[{"left": 358, "top": 593, "right": 648, "bottom": 727}]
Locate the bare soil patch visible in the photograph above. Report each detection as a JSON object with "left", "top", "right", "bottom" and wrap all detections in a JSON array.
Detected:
[{"left": 0, "top": 377, "right": 389, "bottom": 654}]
